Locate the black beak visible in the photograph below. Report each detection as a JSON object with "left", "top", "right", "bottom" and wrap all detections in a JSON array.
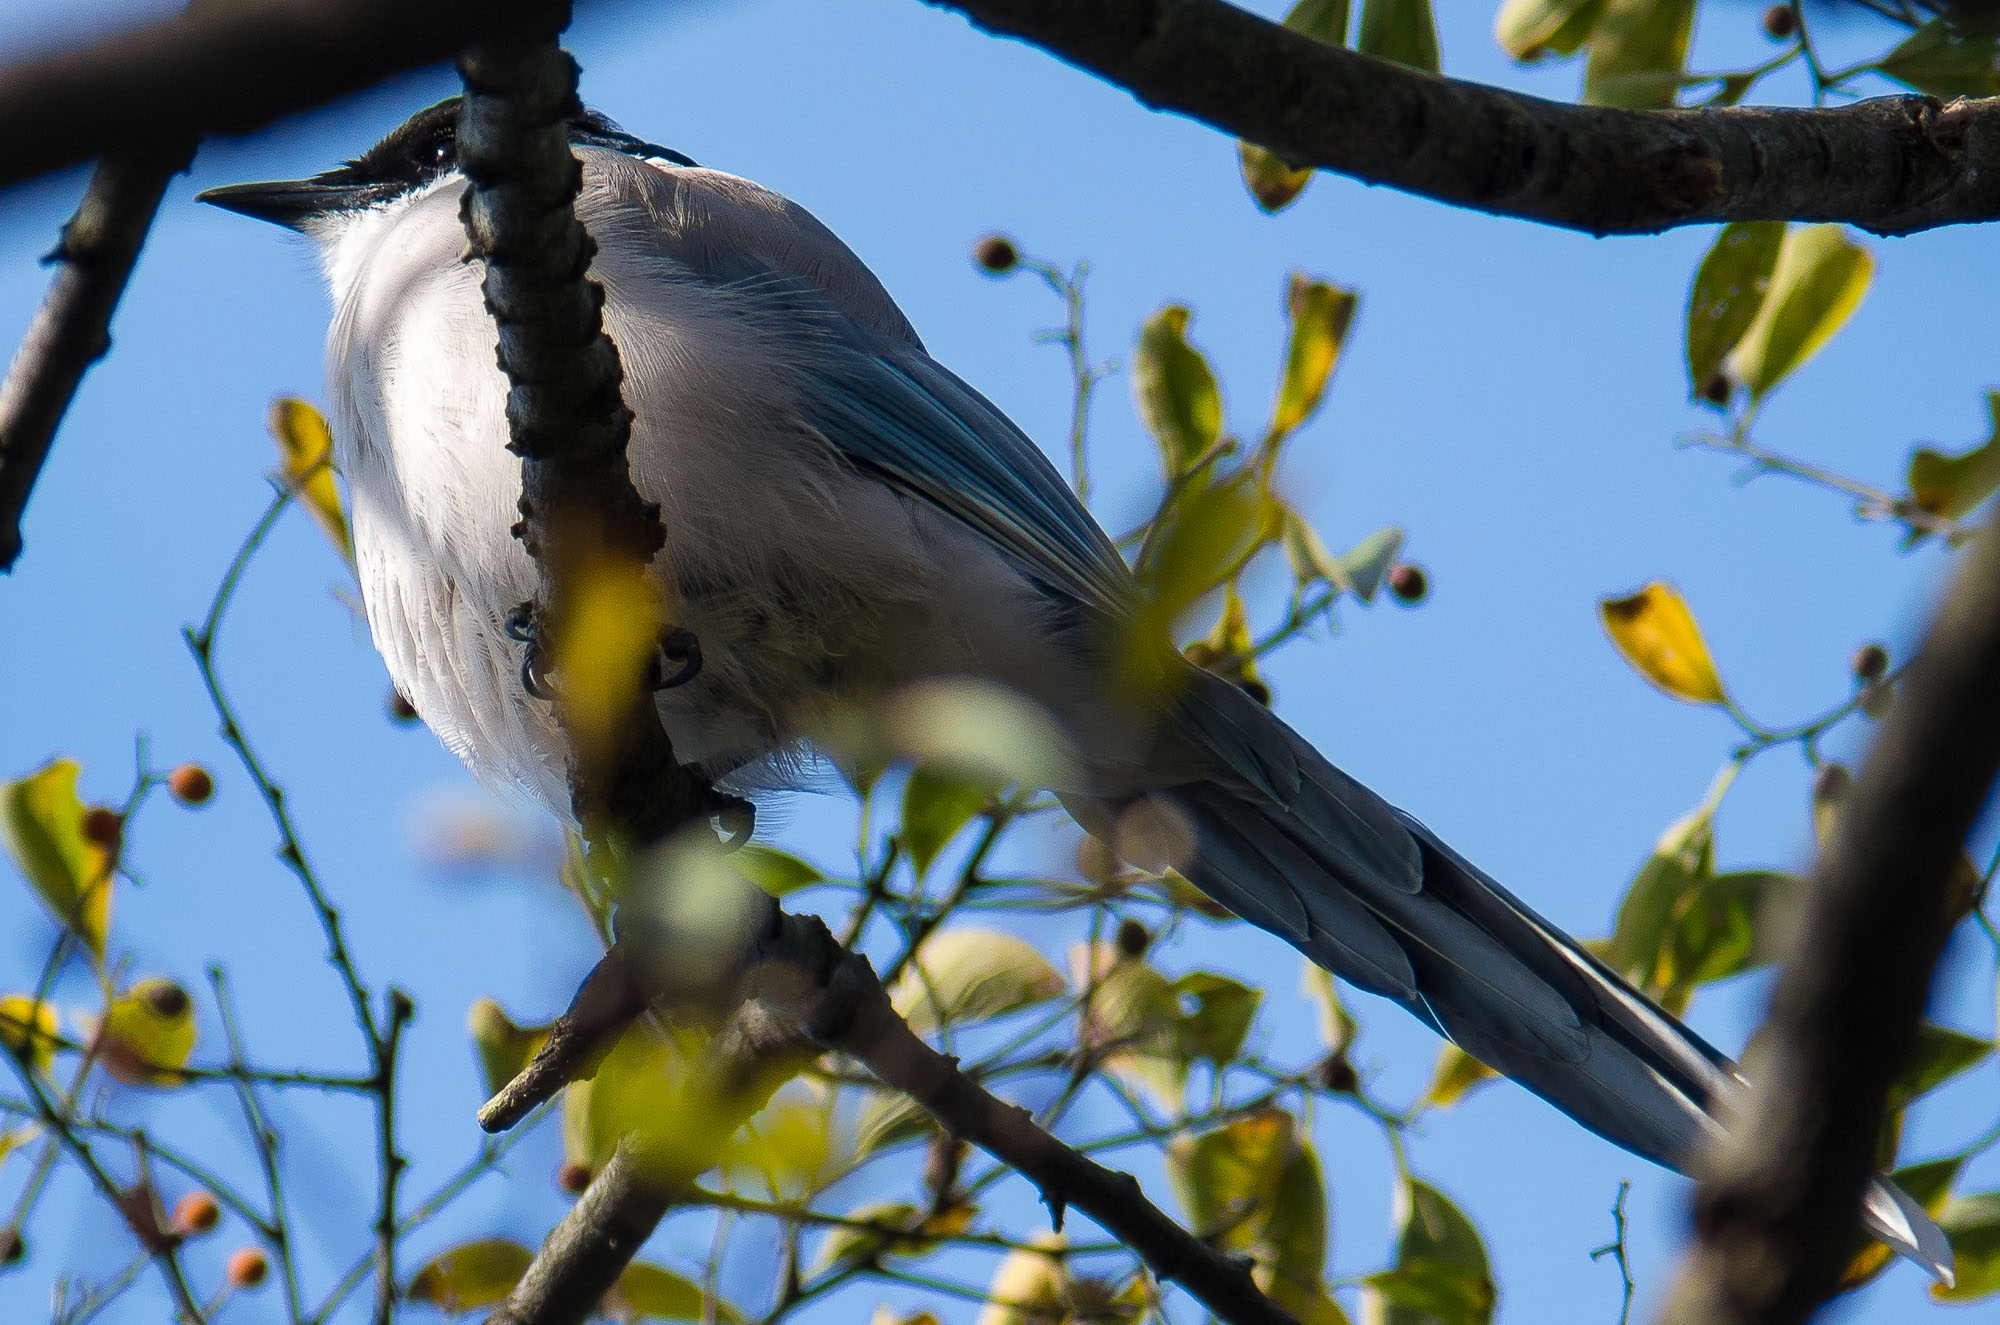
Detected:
[{"left": 196, "top": 178, "right": 379, "bottom": 231}]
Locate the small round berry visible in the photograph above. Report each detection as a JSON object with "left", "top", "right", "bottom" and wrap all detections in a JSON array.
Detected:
[
  {"left": 1762, "top": 4, "right": 1797, "bottom": 39},
  {"left": 556, "top": 1162, "right": 593, "bottom": 1195},
  {"left": 1851, "top": 642, "right": 1890, "bottom": 683},
  {"left": 387, "top": 689, "right": 420, "bottom": 725},
  {"left": 1701, "top": 373, "right": 1732, "bottom": 406},
  {"left": 166, "top": 764, "right": 214, "bottom": 806},
  {"left": 2, "top": 1228, "right": 22, "bottom": 1264},
  {"left": 172, "top": 1192, "right": 221, "bottom": 1236},
  {"left": 226, "top": 1247, "right": 268, "bottom": 1289},
  {"left": 81, "top": 807, "right": 124, "bottom": 849},
  {"left": 144, "top": 981, "right": 192, "bottom": 1020},
  {"left": 1388, "top": 563, "right": 1429, "bottom": 605},
  {"left": 972, "top": 235, "right": 1019, "bottom": 275},
  {"left": 1115, "top": 918, "right": 1151, "bottom": 957},
  {"left": 1316, "top": 1053, "right": 1359, "bottom": 1095}
]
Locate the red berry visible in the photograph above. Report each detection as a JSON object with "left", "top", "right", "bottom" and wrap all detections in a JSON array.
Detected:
[
  {"left": 81, "top": 807, "right": 123, "bottom": 848},
  {"left": 226, "top": 1247, "right": 268, "bottom": 1289},
  {"left": 167, "top": 764, "right": 213, "bottom": 806},
  {"left": 1388, "top": 563, "right": 1429, "bottom": 604},
  {"left": 172, "top": 1192, "right": 221, "bottom": 1236},
  {"left": 557, "top": 1162, "right": 593, "bottom": 1194},
  {"left": 972, "top": 235, "right": 1019, "bottom": 274}
]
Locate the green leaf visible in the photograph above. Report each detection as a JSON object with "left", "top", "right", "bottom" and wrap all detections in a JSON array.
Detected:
[
  {"left": 890, "top": 928, "right": 1065, "bottom": 1034},
  {"left": 1684, "top": 221, "right": 1784, "bottom": 401},
  {"left": 1139, "top": 476, "right": 1271, "bottom": 630},
  {"left": 733, "top": 845, "right": 824, "bottom": 898},
  {"left": 1935, "top": 1190, "right": 2000, "bottom": 1302},
  {"left": 853, "top": 1086, "right": 936, "bottom": 1160},
  {"left": 609, "top": 1262, "right": 744, "bottom": 1323},
  {"left": 1726, "top": 225, "right": 1874, "bottom": 403},
  {"left": 1494, "top": 0, "right": 1608, "bottom": 60},
  {"left": 268, "top": 397, "right": 353, "bottom": 565},
  {"left": 1657, "top": 870, "right": 1802, "bottom": 1009},
  {"left": 1908, "top": 391, "right": 2000, "bottom": 523},
  {"left": 3, "top": 759, "right": 113, "bottom": 963},
  {"left": 1285, "top": 0, "right": 1351, "bottom": 44},
  {"left": 1272, "top": 276, "right": 1360, "bottom": 439},
  {"left": 466, "top": 998, "right": 549, "bottom": 1100},
  {"left": 1879, "top": 17, "right": 2000, "bottom": 101},
  {"left": 1357, "top": 0, "right": 1440, "bottom": 73},
  {"left": 812, "top": 1201, "right": 964, "bottom": 1274},
  {"left": 1842, "top": 1154, "right": 1964, "bottom": 1291},
  {"left": 1583, "top": 0, "right": 1694, "bottom": 109},
  {"left": 1133, "top": 306, "right": 1224, "bottom": 478},
  {"left": 900, "top": 766, "right": 998, "bottom": 877},
  {"left": 1603, "top": 808, "right": 1711, "bottom": 1002},
  {"left": 1075, "top": 945, "right": 1186, "bottom": 1109},
  {"left": 1421, "top": 1044, "right": 1498, "bottom": 1111},
  {"left": 1886, "top": 1025, "right": 1993, "bottom": 1113},
  {"left": 1167, "top": 1107, "right": 1338, "bottom": 1314},
  {"left": 1174, "top": 971, "right": 1262, "bottom": 1067},
  {"left": 405, "top": 1238, "right": 533, "bottom": 1312},
  {"left": 1365, "top": 1177, "right": 1495, "bottom": 1325}
]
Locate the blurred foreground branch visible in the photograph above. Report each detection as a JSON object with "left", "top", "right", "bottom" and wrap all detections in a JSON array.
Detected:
[
  {"left": 929, "top": 0, "right": 2000, "bottom": 236},
  {"left": 1658, "top": 511, "right": 2000, "bottom": 1321}
]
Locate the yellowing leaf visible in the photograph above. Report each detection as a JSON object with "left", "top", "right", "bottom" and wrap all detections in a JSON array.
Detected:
[
  {"left": 405, "top": 1237, "right": 532, "bottom": 1312},
  {"left": 1169, "top": 1111, "right": 1337, "bottom": 1320},
  {"left": 1583, "top": 0, "right": 1694, "bottom": 109},
  {"left": 1272, "top": 277, "right": 1359, "bottom": 439},
  {"left": 1726, "top": 225, "right": 1874, "bottom": 402},
  {"left": 1357, "top": 0, "right": 1440, "bottom": 73},
  {"left": 1908, "top": 391, "right": 2000, "bottom": 523},
  {"left": 555, "top": 557, "right": 665, "bottom": 769},
  {"left": 267, "top": 398, "right": 353, "bottom": 564},
  {"left": 466, "top": 998, "right": 549, "bottom": 1101},
  {"left": 97, "top": 978, "right": 196, "bottom": 1088},
  {"left": 1495, "top": 0, "right": 1608, "bottom": 60},
  {"left": 726, "top": 1092, "right": 834, "bottom": 1197},
  {"left": 1186, "top": 585, "right": 1267, "bottom": 699},
  {"left": 1133, "top": 306, "right": 1224, "bottom": 478},
  {"left": 1422, "top": 1044, "right": 1498, "bottom": 1111},
  {"left": 1240, "top": 142, "right": 1314, "bottom": 215},
  {"left": 812, "top": 1200, "right": 969, "bottom": 1274},
  {"left": 1599, "top": 582, "right": 1727, "bottom": 706},
  {"left": 1684, "top": 222, "right": 1784, "bottom": 401},
  {"left": 3, "top": 759, "right": 113, "bottom": 962},
  {"left": 609, "top": 1261, "right": 744, "bottom": 1322},
  {"left": 1365, "top": 1177, "right": 1495, "bottom": 1325},
  {"left": 890, "top": 928, "right": 1065, "bottom": 1034},
  {"left": 0, "top": 994, "right": 61, "bottom": 1073}
]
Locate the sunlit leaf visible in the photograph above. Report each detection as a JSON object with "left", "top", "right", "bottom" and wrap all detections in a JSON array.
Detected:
[
  {"left": 1494, "top": 0, "right": 1608, "bottom": 60},
  {"left": 607, "top": 1261, "right": 743, "bottom": 1322},
  {"left": 726, "top": 1091, "right": 835, "bottom": 1197},
  {"left": 891, "top": 928, "right": 1065, "bottom": 1034},
  {"left": 1073, "top": 945, "right": 1185, "bottom": 1109},
  {"left": 1137, "top": 477, "right": 1273, "bottom": 655},
  {"left": 1171, "top": 1112, "right": 1339, "bottom": 1321},
  {"left": 1886, "top": 1025, "right": 1993, "bottom": 1113},
  {"left": 1301, "top": 963, "right": 1358, "bottom": 1054},
  {"left": 467, "top": 998, "right": 549, "bottom": 1101},
  {"left": 1908, "top": 391, "right": 2000, "bottom": 523},
  {"left": 1175, "top": 971, "right": 1262, "bottom": 1067},
  {"left": 1657, "top": 870, "right": 1801, "bottom": 1008},
  {"left": 976, "top": 1235, "right": 1072, "bottom": 1325},
  {"left": 0, "top": 994, "right": 60, "bottom": 1073},
  {"left": 2, "top": 759, "right": 113, "bottom": 963},
  {"left": 98, "top": 978, "right": 196, "bottom": 1088},
  {"left": 1842, "top": 1155, "right": 1963, "bottom": 1292},
  {"left": 733, "top": 845, "right": 824, "bottom": 898},
  {"left": 883, "top": 678, "right": 1077, "bottom": 793},
  {"left": 853, "top": 1086, "right": 936, "bottom": 1160},
  {"left": 1583, "top": 0, "right": 1694, "bottom": 109},
  {"left": 1935, "top": 1190, "right": 2000, "bottom": 1302},
  {"left": 1726, "top": 225, "right": 1874, "bottom": 403},
  {"left": 1604, "top": 808, "right": 1712, "bottom": 996},
  {"left": 1599, "top": 582, "right": 1727, "bottom": 706},
  {"left": 1879, "top": 17, "right": 2000, "bottom": 100},
  {"left": 405, "top": 1237, "right": 532, "bottom": 1312},
  {"left": 1684, "top": 221, "right": 1784, "bottom": 401},
  {"left": 1133, "top": 306, "right": 1224, "bottom": 479},
  {"left": 1357, "top": 0, "right": 1440, "bottom": 72},
  {"left": 555, "top": 557, "right": 665, "bottom": 769},
  {"left": 1272, "top": 277, "right": 1360, "bottom": 439},
  {"left": 901, "top": 765, "right": 999, "bottom": 877},
  {"left": 268, "top": 397, "right": 353, "bottom": 564},
  {"left": 1422, "top": 1044, "right": 1498, "bottom": 1111},
  {"left": 1364, "top": 1177, "right": 1495, "bottom": 1325}
]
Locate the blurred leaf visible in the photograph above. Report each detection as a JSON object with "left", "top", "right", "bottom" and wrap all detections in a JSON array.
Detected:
[
  {"left": 1604, "top": 808, "right": 1712, "bottom": 992},
  {"left": 466, "top": 998, "right": 549, "bottom": 1100},
  {"left": 1494, "top": 0, "right": 1608, "bottom": 60},
  {"left": 733, "top": 844, "right": 824, "bottom": 898},
  {"left": 1842, "top": 1155, "right": 1964, "bottom": 1291},
  {"left": 98, "top": 978, "right": 196, "bottom": 1088},
  {"left": 1935, "top": 1190, "right": 2000, "bottom": 1302},
  {"left": 1583, "top": 0, "right": 1694, "bottom": 108},
  {"left": 1240, "top": 143, "right": 1315, "bottom": 215},
  {"left": 1286, "top": 0, "right": 1351, "bottom": 42},
  {"left": 901, "top": 765, "right": 999, "bottom": 877},
  {"left": 607, "top": 1261, "right": 743, "bottom": 1322},
  {"left": 726, "top": 1092, "right": 834, "bottom": 1197},
  {"left": 556, "top": 557, "right": 665, "bottom": 767},
  {"left": 1140, "top": 477, "right": 1272, "bottom": 635},
  {"left": 1726, "top": 225, "right": 1874, "bottom": 403},
  {"left": 1657, "top": 870, "right": 1801, "bottom": 1007},
  {"left": 1908, "top": 391, "right": 2000, "bottom": 523},
  {"left": 0, "top": 1126, "right": 35, "bottom": 1172},
  {"left": 1599, "top": 582, "right": 1727, "bottom": 706},
  {"left": 1357, "top": 0, "right": 1440, "bottom": 72},
  {"left": 1172, "top": 1109, "right": 1341, "bottom": 1319},
  {"left": 1272, "top": 277, "right": 1360, "bottom": 439},
  {"left": 0, "top": 994, "right": 60, "bottom": 1073},
  {"left": 1301, "top": 963, "right": 1357, "bottom": 1054},
  {"left": 1886, "top": 1025, "right": 1993, "bottom": 1113},
  {"left": 2, "top": 759, "right": 113, "bottom": 963},
  {"left": 873, "top": 1312, "right": 945, "bottom": 1325},
  {"left": 1175, "top": 971, "right": 1262, "bottom": 1066},
  {"left": 1364, "top": 1177, "right": 1495, "bottom": 1325},
  {"left": 854, "top": 1086, "right": 936, "bottom": 1160},
  {"left": 1880, "top": 17, "right": 2000, "bottom": 100},
  {"left": 891, "top": 928, "right": 1066, "bottom": 1034},
  {"left": 1422, "top": 1044, "right": 1498, "bottom": 1111},
  {"left": 1152, "top": 869, "right": 1239, "bottom": 921},
  {"left": 1074, "top": 945, "right": 1185, "bottom": 1109},
  {"left": 1133, "top": 306, "right": 1224, "bottom": 478},
  {"left": 267, "top": 397, "right": 353, "bottom": 564},
  {"left": 884, "top": 678, "right": 1077, "bottom": 793},
  {"left": 405, "top": 1237, "right": 532, "bottom": 1312},
  {"left": 976, "top": 1236, "right": 1072, "bottom": 1325},
  {"left": 1337, "top": 526, "right": 1405, "bottom": 602},
  {"left": 814, "top": 1201, "right": 969, "bottom": 1274},
  {"left": 1684, "top": 221, "right": 1784, "bottom": 401},
  {"left": 1187, "top": 586, "right": 1266, "bottom": 696}
]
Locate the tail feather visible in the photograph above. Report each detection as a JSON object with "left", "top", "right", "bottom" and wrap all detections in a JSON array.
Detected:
[{"left": 1139, "top": 670, "right": 1953, "bottom": 1283}]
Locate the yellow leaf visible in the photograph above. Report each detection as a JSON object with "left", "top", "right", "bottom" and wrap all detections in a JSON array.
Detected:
[
  {"left": 1132, "top": 306, "right": 1224, "bottom": 478},
  {"left": 97, "top": 978, "right": 196, "bottom": 1087},
  {"left": 555, "top": 556, "right": 665, "bottom": 769},
  {"left": 1584, "top": 0, "right": 1694, "bottom": 109},
  {"left": 1908, "top": 391, "right": 2000, "bottom": 523},
  {"left": 1421, "top": 1044, "right": 1498, "bottom": 1111},
  {"left": 1240, "top": 143, "right": 1313, "bottom": 214},
  {"left": 609, "top": 1261, "right": 744, "bottom": 1322},
  {"left": 2, "top": 759, "right": 113, "bottom": 963},
  {"left": 0, "top": 994, "right": 61, "bottom": 1073},
  {"left": 267, "top": 398, "right": 353, "bottom": 564},
  {"left": 1494, "top": 0, "right": 1608, "bottom": 60},
  {"left": 1272, "top": 276, "right": 1359, "bottom": 439},
  {"left": 1726, "top": 225, "right": 1874, "bottom": 402},
  {"left": 1598, "top": 582, "right": 1727, "bottom": 706},
  {"left": 405, "top": 1238, "right": 532, "bottom": 1311},
  {"left": 467, "top": 998, "right": 549, "bottom": 1101}
]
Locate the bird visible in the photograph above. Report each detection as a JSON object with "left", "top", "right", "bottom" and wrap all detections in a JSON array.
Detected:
[{"left": 200, "top": 98, "right": 1951, "bottom": 1282}]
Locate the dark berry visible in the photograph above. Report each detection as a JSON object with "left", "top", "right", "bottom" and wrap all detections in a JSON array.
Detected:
[
  {"left": 972, "top": 235, "right": 1019, "bottom": 274},
  {"left": 1388, "top": 563, "right": 1429, "bottom": 604},
  {"left": 167, "top": 764, "right": 213, "bottom": 806}
]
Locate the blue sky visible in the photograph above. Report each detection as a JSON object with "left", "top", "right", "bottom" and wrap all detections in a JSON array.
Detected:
[{"left": 2, "top": 2, "right": 1996, "bottom": 1322}]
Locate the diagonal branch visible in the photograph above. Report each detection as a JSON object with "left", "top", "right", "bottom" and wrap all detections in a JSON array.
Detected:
[
  {"left": 926, "top": 0, "right": 2000, "bottom": 237},
  {"left": 1655, "top": 510, "right": 2000, "bottom": 1323}
]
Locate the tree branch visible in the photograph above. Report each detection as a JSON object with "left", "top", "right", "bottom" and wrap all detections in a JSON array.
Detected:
[
  {"left": 0, "top": 145, "right": 192, "bottom": 573},
  {"left": 926, "top": 0, "right": 2000, "bottom": 237},
  {"left": 1655, "top": 507, "right": 2000, "bottom": 1323}
]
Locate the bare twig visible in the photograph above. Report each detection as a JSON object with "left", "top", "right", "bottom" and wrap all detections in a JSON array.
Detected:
[
  {"left": 1656, "top": 504, "right": 2000, "bottom": 1323},
  {"left": 927, "top": 0, "right": 1998, "bottom": 236}
]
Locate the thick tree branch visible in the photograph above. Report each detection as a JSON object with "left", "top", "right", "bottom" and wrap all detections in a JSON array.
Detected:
[
  {"left": 1655, "top": 507, "right": 2000, "bottom": 1324},
  {"left": 0, "top": 146, "right": 192, "bottom": 573},
  {"left": 928, "top": 0, "right": 2000, "bottom": 237}
]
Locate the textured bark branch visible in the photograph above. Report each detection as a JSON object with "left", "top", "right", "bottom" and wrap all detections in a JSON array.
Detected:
[
  {"left": 482, "top": 1145, "right": 677, "bottom": 1325},
  {"left": 0, "top": 146, "right": 192, "bottom": 573},
  {"left": 927, "top": 0, "right": 2000, "bottom": 237},
  {"left": 1655, "top": 507, "right": 2000, "bottom": 1325}
]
